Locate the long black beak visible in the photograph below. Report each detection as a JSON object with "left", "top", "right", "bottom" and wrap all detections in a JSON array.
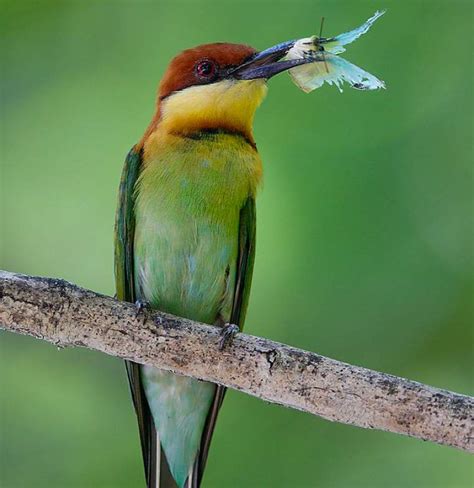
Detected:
[{"left": 231, "top": 40, "right": 312, "bottom": 80}]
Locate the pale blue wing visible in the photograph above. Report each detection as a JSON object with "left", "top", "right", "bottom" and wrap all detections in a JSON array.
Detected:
[
  {"left": 323, "top": 10, "right": 386, "bottom": 54},
  {"left": 289, "top": 53, "right": 385, "bottom": 93}
]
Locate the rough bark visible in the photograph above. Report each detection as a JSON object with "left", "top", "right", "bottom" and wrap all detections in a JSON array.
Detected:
[{"left": 0, "top": 270, "right": 472, "bottom": 453}]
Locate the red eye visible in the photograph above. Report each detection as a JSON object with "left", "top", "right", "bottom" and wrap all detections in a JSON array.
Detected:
[{"left": 195, "top": 60, "right": 216, "bottom": 80}]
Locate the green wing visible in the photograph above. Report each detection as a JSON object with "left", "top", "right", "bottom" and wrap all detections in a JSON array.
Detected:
[
  {"left": 230, "top": 196, "right": 257, "bottom": 328},
  {"left": 196, "top": 196, "right": 257, "bottom": 484},
  {"left": 114, "top": 147, "right": 141, "bottom": 302},
  {"left": 114, "top": 147, "right": 165, "bottom": 488}
]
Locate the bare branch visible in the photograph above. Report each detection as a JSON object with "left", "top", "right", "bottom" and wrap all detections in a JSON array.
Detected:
[{"left": 0, "top": 270, "right": 472, "bottom": 452}]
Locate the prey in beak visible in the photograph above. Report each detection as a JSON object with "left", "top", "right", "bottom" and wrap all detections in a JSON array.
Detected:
[{"left": 231, "top": 10, "right": 386, "bottom": 93}]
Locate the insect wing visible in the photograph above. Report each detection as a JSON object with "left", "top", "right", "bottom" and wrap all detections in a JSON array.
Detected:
[
  {"left": 289, "top": 53, "right": 385, "bottom": 93},
  {"left": 288, "top": 59, "right": 327, "bottom": 93},
  {"left": 323, "top": 10, "right": 386, "bottom": 54}
]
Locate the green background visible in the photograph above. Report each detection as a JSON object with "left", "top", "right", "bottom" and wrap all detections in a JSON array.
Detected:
[{"left": 1, "top": 0, "right": 472, "bottom": 487}]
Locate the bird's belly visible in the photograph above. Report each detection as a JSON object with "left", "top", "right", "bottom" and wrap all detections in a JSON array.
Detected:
[{"left": 134, "top": 212, "right": 237, "bottom": 324}]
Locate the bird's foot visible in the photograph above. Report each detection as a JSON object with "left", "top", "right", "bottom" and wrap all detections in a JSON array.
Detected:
[
  {"left": 218, "top": 323, "right": 240, "bottom": 350},
  {"left": 134, "top": 299, "right": 152, "bottom": 321}
]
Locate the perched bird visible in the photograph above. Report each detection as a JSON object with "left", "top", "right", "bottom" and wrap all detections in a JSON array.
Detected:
[{"left": 114, "top": 41, "right": 311, "bottom": 488}]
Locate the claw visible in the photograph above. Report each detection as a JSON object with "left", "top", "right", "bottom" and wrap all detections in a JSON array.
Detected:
[
  {"left": 134, "top": 299, "right": 152, "bottom": 321},
  {"left": 218, "top": 323, "right": 240, "bottom": 350}
]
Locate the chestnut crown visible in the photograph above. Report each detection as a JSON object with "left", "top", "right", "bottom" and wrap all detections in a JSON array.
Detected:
[{"left": 158, "top": 43, "right": 257, "bottom": 100}]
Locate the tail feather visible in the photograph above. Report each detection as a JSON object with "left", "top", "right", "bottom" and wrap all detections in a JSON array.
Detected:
[
  {"left": 127, "top": 360, "right": 223, "bottom": 488},
  {"left": 125, "top": 361, "right": 159, "bottom": 488},
  {"left": 157, "top": 442, "right": 179, "bottom": 488},
  {"left": 196, "top": 385, "right": 227, "bottom": 483},
  {"left": 159, "top": 385, "right": 226, "bottom": 488},
  {"left": 178, "top": 385, "right": 227, "bottom": 488}
]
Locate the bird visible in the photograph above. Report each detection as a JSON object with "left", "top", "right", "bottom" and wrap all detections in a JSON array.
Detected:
[{"left": 114, "top": 40, "right": 310, "bottom": 488}]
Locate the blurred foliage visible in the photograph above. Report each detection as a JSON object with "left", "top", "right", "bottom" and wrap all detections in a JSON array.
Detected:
[{"left": 1, "top": 0, "right": 473, "bottom": 487}]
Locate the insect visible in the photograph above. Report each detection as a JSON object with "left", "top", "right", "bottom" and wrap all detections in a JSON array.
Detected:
[{"left": 286, "top": 10, "right": 386, "bottom": 93}]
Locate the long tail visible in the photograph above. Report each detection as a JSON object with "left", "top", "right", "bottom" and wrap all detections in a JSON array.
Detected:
[
  {"left": 126, "top": 361, "right": 225, "bottom": 488},
  {"left": 158, "top": 385, "right": 227, "bottom": 488}
]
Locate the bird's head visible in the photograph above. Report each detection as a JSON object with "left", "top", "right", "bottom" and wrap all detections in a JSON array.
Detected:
[{"left": 144, "top": 41, "right": 305, "bottom": 146}]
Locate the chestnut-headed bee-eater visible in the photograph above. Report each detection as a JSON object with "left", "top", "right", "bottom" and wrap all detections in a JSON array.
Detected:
[{"left": 114, "top": 41, "right": 317, "bottom": 488}]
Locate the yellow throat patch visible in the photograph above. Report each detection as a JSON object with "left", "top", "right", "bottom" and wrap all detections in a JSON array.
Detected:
[{"left": 158, "top": 79, "right": 268, "bottom": 143}]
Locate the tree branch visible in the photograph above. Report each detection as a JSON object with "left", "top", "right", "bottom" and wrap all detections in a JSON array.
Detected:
[{"left": 0, "top": 270, "right": 472, "bottom": 453}]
